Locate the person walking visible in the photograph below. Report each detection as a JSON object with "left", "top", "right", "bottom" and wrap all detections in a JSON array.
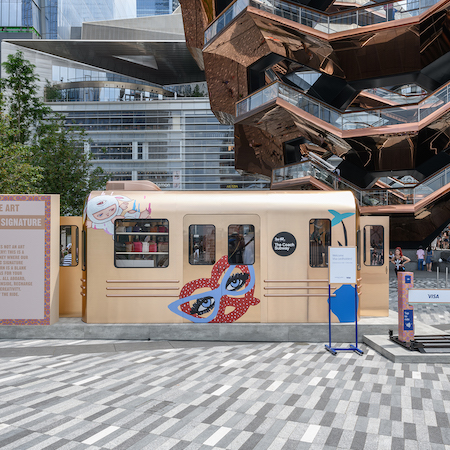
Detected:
[
  {"left": 426, "top": 245, "right": 433, "bottom": 272},
  {"left": 416, "top": 245, "right": 425, "bottom": 270}
]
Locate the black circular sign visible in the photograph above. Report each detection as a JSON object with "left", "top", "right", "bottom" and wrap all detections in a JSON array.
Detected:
[{"left": 272, "top": 232, "right": 297, "bottom": 256}]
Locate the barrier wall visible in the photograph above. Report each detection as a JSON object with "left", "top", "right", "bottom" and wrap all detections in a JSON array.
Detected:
[{"left": 0, "top": 195, "right": 60, "bottom": 325}]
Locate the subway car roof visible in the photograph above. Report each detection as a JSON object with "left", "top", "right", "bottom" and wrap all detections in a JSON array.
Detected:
[{"left": 87, "top": 188, "right": 357, "bottom": 216}]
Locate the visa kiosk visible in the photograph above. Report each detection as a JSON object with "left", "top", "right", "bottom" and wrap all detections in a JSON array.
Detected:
[{"left": 391, "top": 272, "right": 450, "bottom": 352}]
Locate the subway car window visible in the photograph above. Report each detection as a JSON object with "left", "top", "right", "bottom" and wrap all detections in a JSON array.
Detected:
[
  {"left": 309, "top": 219, "right": 331, "bottom": 267},
  {"left": 364, "top": 225, "right": 384, "bottom": 266},
  {"left": 114, "top": 219, "right": 169, "bottom": 268},
  {"left": 60, "top": 225, "right": 79, "bottom": 267},
  {"left": 356, "top": 228, "right": 361, "bottom": 270},
  {"left": 82, "top": 229, "right": 86, "bottom": 271},
  {"left": 228, "top": 225, "right": 255, "bottom": 265},
  {"left": 189, "top": 225, "right": 216, "bottom": 265}
]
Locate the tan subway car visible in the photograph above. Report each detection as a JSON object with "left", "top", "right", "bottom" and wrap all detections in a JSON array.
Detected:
[{"left": 70, "top": 181, "right": 389, "bottom": 324}]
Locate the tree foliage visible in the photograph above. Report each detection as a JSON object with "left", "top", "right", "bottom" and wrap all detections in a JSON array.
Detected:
[
  {"left": 35, "top": 117, "right": 105, "bottom": 216},
  {"left": 1, "top": 52, "right": 50, "bottom": 145},
  {"left": 0, "top": 105, "right": 42, "bottom": 193},
  {"left": 1, "top": 51, "right": 105, "bottom": 215}
]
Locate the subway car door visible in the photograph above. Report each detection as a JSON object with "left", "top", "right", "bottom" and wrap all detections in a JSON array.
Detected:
[
  {"left": 181, "top": 215, "right": 260, "bottom": 323},
  {"left": 59, "top": 216, "right": 83, "bottom": 317},
  {"left": 359, "top": 216, "right": 389, "bottom": 316}
]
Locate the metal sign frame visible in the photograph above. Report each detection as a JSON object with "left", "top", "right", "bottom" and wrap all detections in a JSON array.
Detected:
[{"left": 325, "top": 247, "right": 363, "bottom": 356}]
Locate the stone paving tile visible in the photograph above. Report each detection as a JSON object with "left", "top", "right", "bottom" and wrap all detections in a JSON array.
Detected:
[
  {"left": 0, "top": 275, "right": 450, "bottom": 448},
  {"left": 0, "top": 338, "right": 448, "bottom": 448}
]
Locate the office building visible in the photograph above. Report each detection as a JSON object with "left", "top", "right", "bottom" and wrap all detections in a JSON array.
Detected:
[{"left": 1, "top": 8, "right": 268, "bottom": 191}]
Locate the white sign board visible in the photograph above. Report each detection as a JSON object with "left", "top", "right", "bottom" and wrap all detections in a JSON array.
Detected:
[
  {"left": 0, "top": 196, "right": 51, "bottom": 324},
  {"left": 409, "top": 289, "right": 450, "bottom": 304},
  {"left": 329, "top": 247, "right": 356, "bottom": 284}
]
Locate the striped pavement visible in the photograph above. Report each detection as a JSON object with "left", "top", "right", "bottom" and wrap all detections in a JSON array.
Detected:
[{"left": 0, "top": 276, "right": 448, "bottom": 448}]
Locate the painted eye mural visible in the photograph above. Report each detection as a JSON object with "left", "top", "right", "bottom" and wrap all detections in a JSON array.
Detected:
[{"left": 168, "top": 256, "right": 260, "bottom": 323}]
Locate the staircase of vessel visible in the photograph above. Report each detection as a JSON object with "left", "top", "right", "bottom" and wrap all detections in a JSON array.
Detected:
[
  {"left": 204, "top": 0, "right": 440, "bottom": 45},
  {"left": 272, "top": 158, "right": 450, "bottom": 208},
  {"left": 271, "top": 158, "right": 450, "bottom": 246},
  {"left": 237, "top": 81, "right": 450, "bottom": 134},
  {"left": 199, "top": 0, "right": 450, "bottom": 124},
  {"left": 233, "top": 79, "right": 450, "bottom": 175}
]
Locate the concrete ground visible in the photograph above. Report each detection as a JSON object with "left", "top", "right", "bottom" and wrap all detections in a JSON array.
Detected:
[{"left": 0, "top": 269, "right": 450, "bottom": 448}]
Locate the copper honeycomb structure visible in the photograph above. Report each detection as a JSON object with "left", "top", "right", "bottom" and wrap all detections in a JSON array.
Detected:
[{"left": 180, "top": 0, "right": 450, "bottom": 245}]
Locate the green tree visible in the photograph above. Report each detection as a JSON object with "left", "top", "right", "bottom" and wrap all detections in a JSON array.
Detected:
[
  {"left": 0, "top": 105, "right": 42, "bottom": 193},
  {"left": 35, "top": 117, "right": 105, "bottom": 215},
  {"left": 1, "top": 50, "right": 105, "bottom": 214},
  {"left": 1, "top": 51, "right": 50, "bottom": 145},
  {"left": 191, "top": 84, "right": 204, "bottom": 97},
  {"left": 44, "top": 80, "right": 63, "bottom": 102}
]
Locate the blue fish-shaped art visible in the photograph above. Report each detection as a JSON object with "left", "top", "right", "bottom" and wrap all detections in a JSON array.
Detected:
[
  {"left": 329, "top": 284, "right": 358, "bottom": 323},
  {"left": 329, "top": 209, "right": 354, "bottom": 227}
]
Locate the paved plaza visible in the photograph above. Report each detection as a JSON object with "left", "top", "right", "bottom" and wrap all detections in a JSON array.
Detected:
[{"left": 0, "top": 273, "right": 449, "bottom": 449}]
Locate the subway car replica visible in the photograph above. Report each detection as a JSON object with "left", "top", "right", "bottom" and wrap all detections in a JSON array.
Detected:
[{"left": 60, "top": 181, "right": 389, "bottom": 324}]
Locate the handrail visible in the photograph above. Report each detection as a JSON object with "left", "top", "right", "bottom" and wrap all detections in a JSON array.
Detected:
[
  {"left": 204, "top": 0, "right": 442, "bottom": 45},
  {"left": 236, "top": 81, "right": 450, "bottom": 131},
  {"left": 272, "top": 158, "right": 450, "bottom": 207},
  {"left": 362, "top": 88, "right": 427, "bottom": 105}
]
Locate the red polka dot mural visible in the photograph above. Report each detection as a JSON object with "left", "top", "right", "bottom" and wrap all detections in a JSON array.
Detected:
[{"left": 168, "top": 255, "right": 260, "bottom": 323}]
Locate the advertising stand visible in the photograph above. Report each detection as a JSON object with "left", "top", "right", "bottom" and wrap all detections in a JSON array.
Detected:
[
  {"left": 325, "top": 247, "right": 363, "bottom": 355},
  {"left": 0, "top": 195, "right": 60, "bottom": 325}
]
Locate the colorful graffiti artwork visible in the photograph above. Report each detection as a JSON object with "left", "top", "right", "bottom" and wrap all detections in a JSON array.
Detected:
[
  {"left": 329, "top": 209, "right": 354, "bottom": 247},
  {"left": 84, "top": 193, "right": 151, "bottom": 235},
  {"left": 329, "top": 284, "right": 359, "bottom": 323},
  {"left": 168, "top": 256, "right": 260, "bottom": 323}
]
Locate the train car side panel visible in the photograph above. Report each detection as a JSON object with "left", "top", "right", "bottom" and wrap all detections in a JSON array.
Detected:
[
  {"left": 177, "top": 214, "right": 261, "bottom": 323},
  {"left": 84, "top": 191, "right": 183, "bottom": 323},
  {"left": 359, "top": 216, "right": 389, "bottom": 317},
  {"left": 307, "top": 199, "right": 357, "bottom": 322},
  {"left": 265, "top": 207, "right": 309, "bottom": 322}
]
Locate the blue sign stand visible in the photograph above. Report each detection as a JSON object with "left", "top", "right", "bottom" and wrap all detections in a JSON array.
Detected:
[{"left": 324, "top": 284, "right": 364, "bottom": 356}]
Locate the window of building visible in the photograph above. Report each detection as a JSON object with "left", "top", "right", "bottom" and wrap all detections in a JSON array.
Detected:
[
  {"left": 309, "top": 219, "right": 331, "bottom": 267},
  {"left": 364, "top": 225, "right": 384, "bottom": 266},
  {"left": 60, "top": 225, "right": 79, "bottom": 267},
  {"left": 114, "top": 219, "right": 169, "bottom": 268},
  {"left": 189, "top": 225, "right": 215, "bottom": 265},
  {"left": 228, "top": 225, "right": 255, "bottom": 265}
]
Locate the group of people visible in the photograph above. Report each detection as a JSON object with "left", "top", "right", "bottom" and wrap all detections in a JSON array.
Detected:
[
  {"left": 415, "top": 245, "right": 433, "bottom": 272},
  {"left": 390, "top": 246, "right": 433, "bottom": 275},
  {"left": 434, "top": 230, "right": 450, "bottom": 249}
]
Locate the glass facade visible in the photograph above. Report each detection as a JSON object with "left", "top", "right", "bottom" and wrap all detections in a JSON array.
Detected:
[
  {"left": 0, "top": 0, "right": 42, "bottom": 35},
  {"left": 50, "top": 86, "right": 161, "bottom": 102},
  {"left": 57, "top": 0, "right": 136, "bottom": 39},
  {"left": 0, "top": 0, "right": 136, "bottom": 39},
  {"left": 51, "top": 99, "right": 269, "bottom": 190},
  {"left": 137, "top": 0, "right": 178, "bottom": 17}
]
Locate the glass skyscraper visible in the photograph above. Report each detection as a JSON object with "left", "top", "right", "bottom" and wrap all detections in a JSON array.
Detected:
[
  {"left": 0, "top": 0, "right": 136, "bottom": 39},
  {"left": 136, "top": 0, "right": 179, "bottom": 17}
]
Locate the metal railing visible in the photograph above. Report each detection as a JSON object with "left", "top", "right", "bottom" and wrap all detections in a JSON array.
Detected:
[
  {"left": 364, "top": 88, "right": 427, "bottom": 105},
  {"left": 205, "top": 0, "right": 438, "bottom": 44},
  {"left": 272, "top": 159, "right": 450, "bottom": 207},
  {"left": 236, "top": 81, "right": 450, "bottom": 131}
]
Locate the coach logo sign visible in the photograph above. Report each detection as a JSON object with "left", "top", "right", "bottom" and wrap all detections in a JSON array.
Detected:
[{"left": 272, "top": 232, "right": 296, "bottom": 256}]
